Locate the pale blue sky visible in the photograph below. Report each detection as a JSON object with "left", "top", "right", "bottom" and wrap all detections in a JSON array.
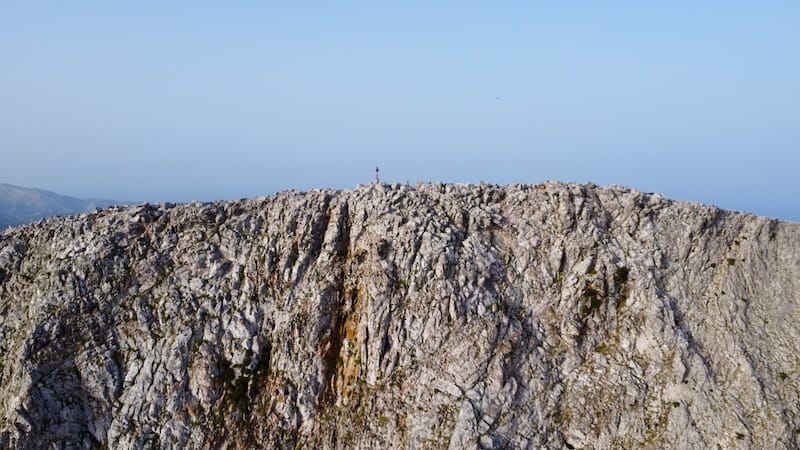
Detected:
[{"left": 1, "top": 2, "right": 798, "bottom": 220}]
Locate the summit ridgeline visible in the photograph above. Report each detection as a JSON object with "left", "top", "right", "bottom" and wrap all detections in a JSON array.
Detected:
[{"left": 1, "top": 182, "right": 798, "bottom": 449}]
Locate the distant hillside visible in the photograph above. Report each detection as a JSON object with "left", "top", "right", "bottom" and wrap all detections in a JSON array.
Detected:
[{"left": 0, "top": 183, "right": 125, "bottom": 229}]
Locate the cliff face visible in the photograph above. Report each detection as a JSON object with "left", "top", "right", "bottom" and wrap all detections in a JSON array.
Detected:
[{"left": 0, "top": 182, "right": 798, "bottom": 449}]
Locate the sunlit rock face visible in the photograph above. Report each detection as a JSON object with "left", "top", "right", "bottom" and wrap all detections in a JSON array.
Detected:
[{"left": 1, "top": 182, "right": 798, "bottom": 449}]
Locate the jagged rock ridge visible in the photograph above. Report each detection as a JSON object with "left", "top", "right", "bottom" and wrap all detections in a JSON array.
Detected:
[{"left": 0, "top": 182, "right": 798, "bottom": 449}]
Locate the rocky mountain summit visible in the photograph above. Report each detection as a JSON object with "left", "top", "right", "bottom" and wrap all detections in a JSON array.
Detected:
[{"left": 0, "top": 182, "right": 798, "bottom": 449}]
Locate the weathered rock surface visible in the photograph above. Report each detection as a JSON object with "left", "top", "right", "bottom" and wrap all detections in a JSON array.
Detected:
[{"left": 0, "top": 182, "right": 798, "bottom": 449}]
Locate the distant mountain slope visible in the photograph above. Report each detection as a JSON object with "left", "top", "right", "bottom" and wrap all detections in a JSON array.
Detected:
[{"left": 0, "top": 183, "right": 124, "bottom": 229}]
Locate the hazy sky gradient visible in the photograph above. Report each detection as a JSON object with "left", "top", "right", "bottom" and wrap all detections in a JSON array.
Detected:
[{"left": 2, "top": 2, "right": 798, "bottom": 220}]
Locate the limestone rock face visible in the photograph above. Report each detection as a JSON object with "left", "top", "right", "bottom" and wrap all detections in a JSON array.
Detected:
[{"left": 0, "top": 182, "right": 798, "bottom": 449}]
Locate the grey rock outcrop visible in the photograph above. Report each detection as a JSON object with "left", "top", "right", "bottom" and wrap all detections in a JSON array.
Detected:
[{"left": 0, "top": 182, "right": 798, "bottom": 449}]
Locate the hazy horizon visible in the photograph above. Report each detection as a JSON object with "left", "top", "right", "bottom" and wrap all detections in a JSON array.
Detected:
[{"left": 2, "top": 2, "right": 798, "bottom": 221}]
